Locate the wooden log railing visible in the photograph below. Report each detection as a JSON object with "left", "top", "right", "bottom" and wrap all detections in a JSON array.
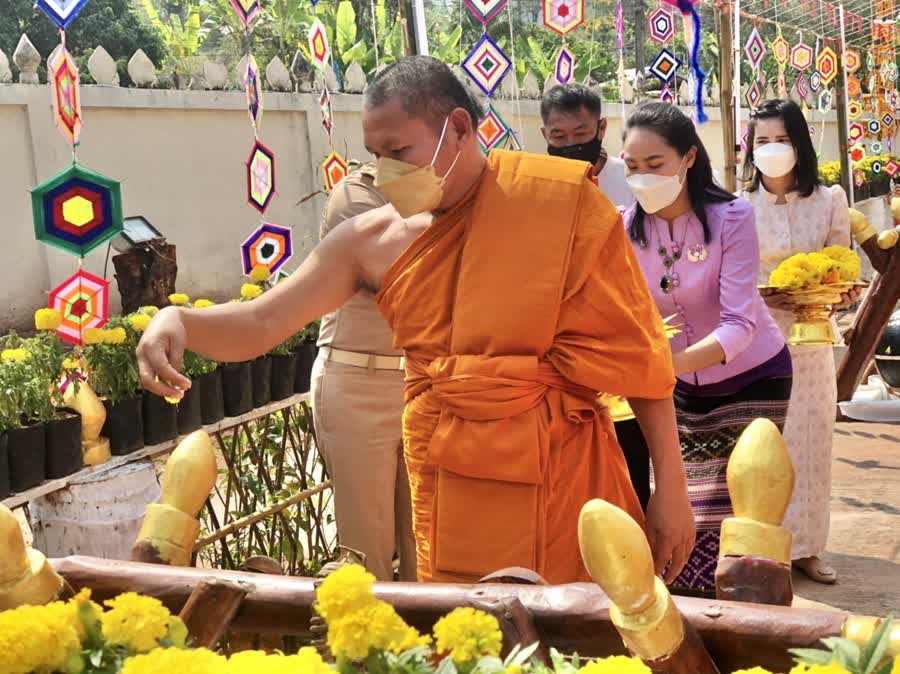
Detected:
[{"left": 51, "top": 555, "right": 870, "bottom": 674}]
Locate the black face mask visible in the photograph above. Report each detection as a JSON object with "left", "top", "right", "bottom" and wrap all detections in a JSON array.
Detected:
[{"left": 547, "top": 129, "right": 603, "bottom": 165}]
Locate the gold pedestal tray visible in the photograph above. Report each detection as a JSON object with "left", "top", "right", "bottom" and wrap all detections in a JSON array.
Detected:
[{"left": 759, "top": 282, "right": 864, "bottom": 347}]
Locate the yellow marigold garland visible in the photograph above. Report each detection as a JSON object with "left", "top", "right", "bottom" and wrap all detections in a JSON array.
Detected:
[
  {"left": 768, "top": 247, "right": 861, "bottom": 289},
  {"left": 433, "top": 606, "right": 503, "bottom": 664},
  {"left": 34, "top": 308, "right": 62, "bottom": 331}
]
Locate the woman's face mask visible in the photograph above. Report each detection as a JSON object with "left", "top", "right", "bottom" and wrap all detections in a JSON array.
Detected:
[
  {"left": 625, "top": 157, "right": 688, "bottom": 214},
  {"left": 374, "top": 117, "right": 461, "bottom": 218},
  {"left": 753, "top": 142, "right": 797, "bottom": 178}
]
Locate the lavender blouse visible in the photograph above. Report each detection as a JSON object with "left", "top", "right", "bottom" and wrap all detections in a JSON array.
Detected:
[{"left": 623, "top": 198, "right": 786, "bottom": 388}]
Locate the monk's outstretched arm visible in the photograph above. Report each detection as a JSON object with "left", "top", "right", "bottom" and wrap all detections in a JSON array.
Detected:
[{"left": 137, "top": 218, "right": 366, "bottom": 398}]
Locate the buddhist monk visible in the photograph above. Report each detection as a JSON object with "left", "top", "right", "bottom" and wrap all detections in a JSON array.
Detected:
[{"left": 137, "top": 55, "right": 695, "bottom": 585}]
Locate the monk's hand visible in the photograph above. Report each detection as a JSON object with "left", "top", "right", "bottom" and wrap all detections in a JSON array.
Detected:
[
  {"left": 136, "top": 306, "right": 191, "bottom": 399},
  {"left": 645, "top": 467, "right": 695, "bottom": 583}
]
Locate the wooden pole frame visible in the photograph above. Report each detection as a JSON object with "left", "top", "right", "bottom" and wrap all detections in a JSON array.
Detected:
[{"left": 718, "top": 1, "right": 737, "bottom": 193}]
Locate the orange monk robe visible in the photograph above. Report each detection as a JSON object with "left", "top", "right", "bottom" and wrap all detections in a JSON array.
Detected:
[{"left": 376, "top": 150, "right": 674, "bottom": 584}]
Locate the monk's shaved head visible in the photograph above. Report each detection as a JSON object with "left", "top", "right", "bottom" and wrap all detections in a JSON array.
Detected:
[{"left": 365, "top": 56, "right": 484, "bottom": 132}]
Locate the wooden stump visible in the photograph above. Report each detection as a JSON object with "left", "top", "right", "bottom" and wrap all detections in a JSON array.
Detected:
[
  {"left": 179, "top": 577, "right": 249, "bottom": 649},
  {"left": 112, "top": 240, "right": 177, "bottom": 314}
]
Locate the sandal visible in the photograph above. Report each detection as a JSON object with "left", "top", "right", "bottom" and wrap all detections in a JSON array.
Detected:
[{"left": 793, "top": 556, "right": 837, "bottom": 584}]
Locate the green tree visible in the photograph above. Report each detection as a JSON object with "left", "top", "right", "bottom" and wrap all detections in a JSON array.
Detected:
[{"left": 0, "top": 0, "right": 166, "bottom": 85}]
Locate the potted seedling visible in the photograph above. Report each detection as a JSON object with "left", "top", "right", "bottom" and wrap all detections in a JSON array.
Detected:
[
  {"left": 220, "top": 282, "right": 263, "bottom": 417},
  {"left": 294, "top": 320, "right": 320, "bottom": 395},
  {"left": 0, "top": 343, "right": 48, "bottom": 492}
]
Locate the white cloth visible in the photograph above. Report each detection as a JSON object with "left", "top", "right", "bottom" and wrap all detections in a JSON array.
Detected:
[
  {"left": 596, "top": 155, "right": 635, "bottom": 208},
  {"left": 741, "top": 183, "right": 851, "bottom": 559}
]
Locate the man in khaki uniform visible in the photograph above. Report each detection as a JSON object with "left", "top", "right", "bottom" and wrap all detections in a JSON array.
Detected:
[{"left": 311, "top": 163, "right": 416, "bottom": 581}]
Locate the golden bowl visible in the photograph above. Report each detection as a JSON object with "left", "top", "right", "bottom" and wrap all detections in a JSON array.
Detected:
[{"left": 759, "top": 283, "right": 865, "bottom": 347}]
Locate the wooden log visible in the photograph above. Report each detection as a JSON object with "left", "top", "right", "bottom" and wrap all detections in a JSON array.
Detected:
[
  {"left": 227, "top": 557, "right": 287, "bottom": 654},
  {"left": 716, "top": 419, "right": 794, "bottom": 606},
  {"left": 51, "top": 555, "right": 863, "bottom": 674},
  {"left": 475, "top": 569, "right": 552, "bottom": 665},
  {"left": 579, "top": 500, "right": 720, "bottom": 674},
  {"left": 716, "top": 1, "right": 737, "bottom": 193},
  {"left": 179, "top": 577, "right": 249, "bottom": 649},
  {"left": 111, "top": 241, "right": 177, "bottom": 314}
]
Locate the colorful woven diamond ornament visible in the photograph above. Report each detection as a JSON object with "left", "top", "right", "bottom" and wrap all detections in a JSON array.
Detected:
[
  {"left": 872, "top": 160, "right": 884, "bottom": 175},
  {"left": 872, "top": 141, "right": 883, "bottom": 154},
  {"left": 49, "top": 47, "right": 82, "bottom": 146},
  {"left": 32, "top": 164, "right": 123, "bottom": 257},
  {"left": 241, "top": 223, "right": 293, "bottom": 276},
  {"left": 889, "top": 63, "right": 898, "bottom": 82},
  {"left": 809, "top": 71, "right": 822, "bottom": 92},
  {"left": 648, "top": 5, "right": 674, "bottom": 45},
  {"left": 844, "top": 48, "right": 861, "bottom": 74},
  {"left": 796, "top": 73, "right": 809, "bottom": 99},
  {"left": 854, "top": 168, "right": 865, "bottom": 187},
  {"left": 772, "top": 34, "right": 790, "bottom": 66},
  {"left": 849, "top": 122, "right": 865, "bottom": 143},
  {"left": 816, "top": 46, "right": 838, "bottom": 87},
  {"left": 746, "top": 81, "right": 762, "bottom": 109},
  {"left": 818, "top": 88, "right": 832, "bottom": 113},
  {"left": 320, "top": 88, "right": 334, "bottom": 144},
  {"left": 542, "top": 0, "right": 584, "bottom": 36},
  {"left": 790, "top": 41, "right": 813, "bottom": 71},
  {"left": 740, "top": 127, "right": 749, "bottom": 154},
  {"left": 246, "top": 140, "right": 276, "bottom": 214},
  {"left": 891, "top": 91, "right": 899, "bottom": 110},
  {"left": 35, "top": 0, "right": 89, "bottom": 29},
  {"left": 244, "top": 54, "right": 263, "bottom": 130},
  {"left": 555, "top": 46, "right": 575, "bottom": 84},
  {"left": 660, "top": 86, "right": 674, "bottom": 103},
  {"left": 777, "top": 71, "right": 787, "bottom": 98},
  {"left": 229, "top": 0, "right": 260, "bottom": 26},
  {"left": 851, "top": 147, "right": 866, "bottom": 164},
  {"left": 502, "top": 129, "right": 522, "bottom": 152},
  {"left": 649, "top": 48, "right": 681, "bottom": 83},
  {"left": 461, "top": 33, "right": 511, "bottom": 96},
  {"left": 463, "top": 0, "right": 508, "bottom": 25},
  {"left": 477, "top": 106, "right": 510, "bottom": 154},
  {"left": 48, "top": 270, "right": 109, "bottom": 345},
  {"left": 322, "top": 151, "right": 350, "bottom": 192},
  {"left": 868, "top": 119, "right": 882, "bottom": 136},
  {"left": 848, "top": 100, "right": 863, "bottom": 119},
  {"left": 744, "top": 27, "right": 766, "bottom": 71},
  {"left": 886, "top": 160, "right": 900, "bottom": 178},
  {"left": 308, "top": 19, "right": 330, "bottom": 69},
  {"left": 883, "top": 113, "right": 895, "bottom": 128}
]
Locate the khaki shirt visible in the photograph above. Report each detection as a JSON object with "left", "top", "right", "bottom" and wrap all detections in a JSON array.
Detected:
[{"left": 316, "top": 163, "right": 401, "bottom": 355}]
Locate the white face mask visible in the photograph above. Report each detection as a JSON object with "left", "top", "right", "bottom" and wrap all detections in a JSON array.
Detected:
[
  {"left": 753, "top": 142, "right": 797, "bottom": 178},
  {"left": 625, "top": 160, "right": 687, "bottom": 214},
  {"left": 373, "top": 117, "right": 461, "bottom": 218}
]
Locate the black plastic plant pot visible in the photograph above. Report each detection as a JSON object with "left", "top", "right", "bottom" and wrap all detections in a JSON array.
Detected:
[
  {"left": 103, "top": 396, "right": 145, "bottom": 455},
  {"left": 7, "top": 422, "right": 46, "bottom": 493},
  {"left": 270, "top": 353, "right": 297, "bottom": 402},
  {"left": 198, "top": 369, "right": 225, "bottom": 425},
  {"left": 143, "top": 391, "right": 178, "bottom": 446},
  {"left": 176, "top": 381, "right": 203, "bottom": 435},
  {"left": 294, "top": 343, "right": 318, "bottom": 394},
  {"left": 0, "top": 433, "right": 10, "bottom": 499},
  {"left": 45, "top": 412, "right": 83, "bottom": 479},
  {"left": 251, "top": 356, "right": 273, "bottom": 408},
  {"left": 222, "top": 362, "right": 253, "bottom": 417}
]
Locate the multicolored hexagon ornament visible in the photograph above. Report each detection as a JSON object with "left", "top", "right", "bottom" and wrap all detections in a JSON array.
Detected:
[
  {"left": 849, "top": 122, "right": 865, "bottom": 144},
  {"left": 49, "top": 47, "right": 82, "bottom": 146},
  {"left": 477, "top": 106, "right": 510, "bottom": 154},
  {"left": 790, "top": 42, "right": 814, "bottom": 71},
  {"left": 461, "top": 33, "right": 511, "bottom": 96},
  {"left": 555, "top": 46, "right": 575, "bottom": 84},
  {"left": 648, "top": 6, "right": 674, "bottom": 45},
  {"left": 844, "top": 48, "right": 861, "bottom": 74},
  {"left": 649, "top": 48, "right": 681, "bottom": 83},
  {"left": 31, "top": 164, "right": 123, "bottom": 257},
  {"left": 241, "top": 223, "right": 293, "bottom": 276},
  {"left": 818, "top": 88, "right": 832, "bottom": 113},
  {"left": 36, "top": 0, "right": 89, "bottom": 29},
  {"left": 809, "top": 71, "right": 822, "bottom": 92},
  {"left": 48, "top": 270, "right": 109, "bottom": 345},
  {"left": 771, "top": 34, "right": 790, "bottom": 66},
  {"left": 848, "top": 100, "right": 863, "bottom": 119},
  {"left": 851, "top": 147, "right": 866, "bottom": 164},
  {"left": 872, "top": 160, "right": 884, "bottom": 175},
  {"left": 463, "top": 0, "right": 508, "bottom": 25},
  {"left": 816, "top": 46, "right": 838, "bottom": 87},
  {"left": 868, "top": 119, "right": 882, "bottom": 136},
  {"left": 796, "top": 73, "right": 809, "bottom": 100},
  {"left": 744, "top": 28, "right": 766, "bottom": 71},
  {"left": 847, "top": 77, "right": 861, "bottom": 99},
  {"left": 229, "top": 0, "right": 260, "bottom": 26},
  {"left": 542, "top": 0, "right": 584, "bottom": 36},
  {"left": 872, "top": 141, "right": 884, "bottom": 155},
  {"left": 246, "top": 140, "right": 276, "bottom": 214},
  {"left": 322, "top": 151, "right": 350, "bottom": 193}
]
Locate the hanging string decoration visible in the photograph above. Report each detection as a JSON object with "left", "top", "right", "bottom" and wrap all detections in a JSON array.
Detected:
[
  {"left": 308, "top": 19, "right": 331, "bottom": 69},
  {"left": 660, "top": 0, "right": 707, "bottom": 122},
  {"left": 240, "top": 223, "right": 293, "bottom": 276},
  {"left": 477, "top": 106, "right": 511, "bottom": 154},
  {"left": 809, "top": 71, "right": 822, "bottom": 93},
  {"left": 844, "top": 48, "right": 861, "bottom": 75},
  {"left": 849, "top": 122, "right": 865, "bottom": 144},
  {"left": 772, "top": 29, "right": 789, "bottom": 98},
  {"left": 229, "top": 0, "right": 260, "bottom": 26},
  {"left": 48, "top": 270, "right": 110, "bottom": 345},
  {"left": 321, "top": 152, "right": 350, "bottom": 193},
  {"left": 462, "top": 33, "right": 511, "bottom": 97},
  {"left": 649, "top": 48, "right": 681, "bottom": 84},
  {"left": 848, "top": 100, "right": 863, "bottom": 119},
  {"left": 319, "top": 88, "right": 334, "bottom": 146},
  {"left": 790, "top": 40, "right": 813, "bottom": 71},
  {"left": 464, "top": 0, "right": 509, "bottom": 25},
  {"left": 246, "top": 140, "right": 276, "bottom": 214},
  {"left": 555, "top": 45, "right": 575, "bottom": 84},
  {"left": 816, "top": 44, "right": 838, "bottom": 87},
  {"left": 244, "top": 54, "right": 263, "bottom": 129},
  {"left": 847, "top": 77, "right": 862, "bottom": 99},
  {"left": 744, "top": 25, "right": 766, "bottom": 110},
  {"left": 648, "top": 5, "right": 675, "bottom": 44},
  {"left": 818, "top": 88, "right": 832, "bottom": 113},
  {"left": 542, "top": 0, "right": 583, "bottom": 87},
  {"left": 48, "top": 46, "right": 83, "bottom": 146},
  {"left": 796, "top": 73, "right": 809, "bottom": 100},
  {"left": 35, "top": 0, "right": 89, "bottom": 29}
]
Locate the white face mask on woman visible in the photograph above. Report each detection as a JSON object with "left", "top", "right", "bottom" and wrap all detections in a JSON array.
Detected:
[
  {"left": 625, "top": 158, "right": 687, "bottom": 214},
  {"left": 753, "top": 142, "right": 797, "bottom": 178}
]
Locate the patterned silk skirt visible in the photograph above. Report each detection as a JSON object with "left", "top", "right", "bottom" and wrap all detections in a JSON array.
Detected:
[{"left": 670, "top": 375, "right": 792, "bottom": 593}]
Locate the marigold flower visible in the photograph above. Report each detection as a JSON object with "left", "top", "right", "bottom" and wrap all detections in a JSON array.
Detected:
[
  {"left": 0, "top": 599, "right": 82, "bottom": 674},
  {"left": 101, "top": 592, "right": 174, "bottom": 652},
  {"left": 34, "top": 308, "right": 62, "bottom": 331},
  {"left": 103, "top": 327, "right": 128, "bottom": 345},
  {"left": 579, "top": 657, "right": 653, "bottom": 674},
  {"left": 193, "top": 299, "right": 215, "bottom": 309},
  {"left": 240, "top": 283, "right": 263, "bottom": 300},
  {"left": 128, "top": 314, "right": 152, "bottom": 333},
  {"left": 119, "top": 648, "right": 226, "bottom": 674},
  {"left": 433, "top": 607, "right": 502, "bottom": 663},
  {"left": 63, "top": 357, "right": 82, "bottom": 371},
  {"left": 315, "top": 564, "right": 377, "bottom": 622},
  {"left": 140, "top": 306, "right": 160, "bottom": 316},
  {"left": 82, "top": 328, "right": 105, "bottom": 345},
  {"left": 731, "top": 668, "right": 776, "bottom": 674},
  {"left": 0, "top": 348, "right": 31, "bottom": 363},
  {"left": 327, "top": 600, "right": 428, "bottom": 659},
  {"left": 249, "top": 265, "right": 271, "bottom": 282},
  {"left": 168, "top": 293, "right": 190, "bottom": 306},
  {"left": 788, "top": 664, "right": 853, "bottom": 674}
]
